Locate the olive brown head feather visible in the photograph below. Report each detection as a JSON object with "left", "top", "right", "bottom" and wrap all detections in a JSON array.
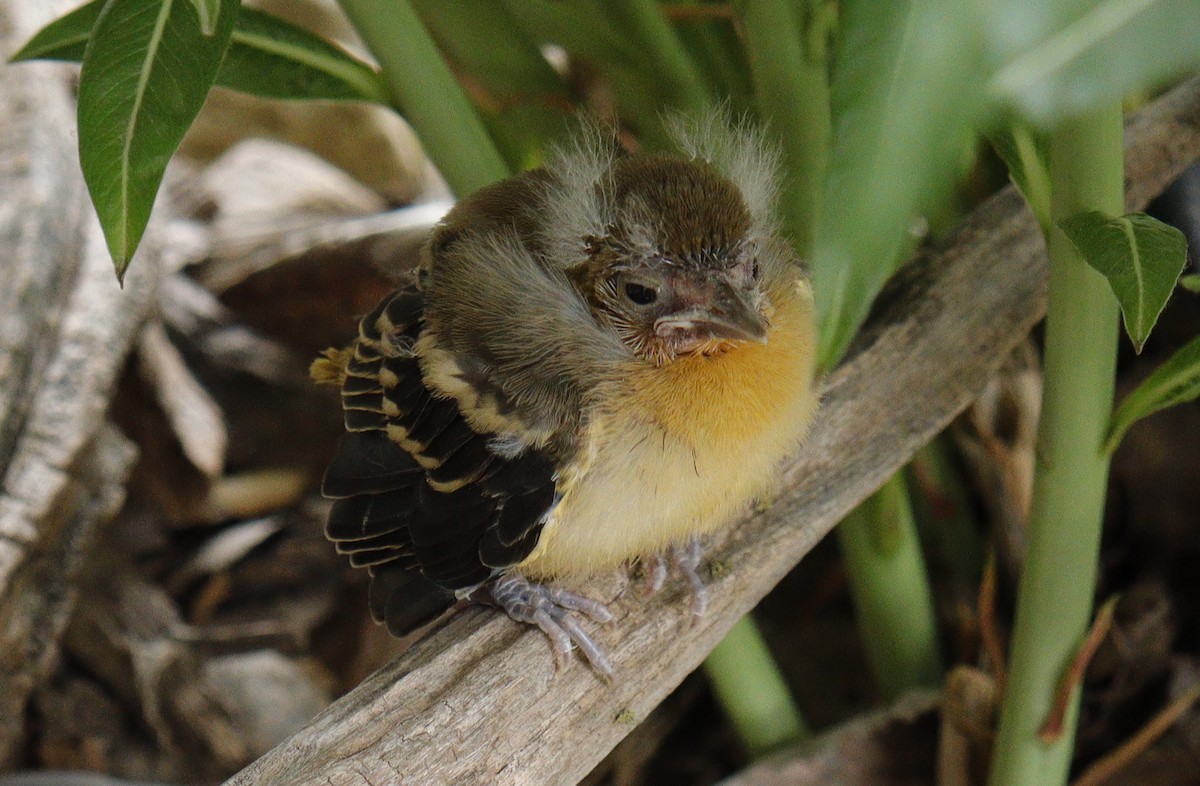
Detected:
[
  {"left": 316, "top": 110, "right": 820, "bottom": 678},
  {"left": 569, "top": 155, "right": 771, "bottom": 366}
]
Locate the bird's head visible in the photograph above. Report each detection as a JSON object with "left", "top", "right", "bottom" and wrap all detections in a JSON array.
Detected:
[{"left": 570, "top": 155, "right": 771, "bottom": 366}]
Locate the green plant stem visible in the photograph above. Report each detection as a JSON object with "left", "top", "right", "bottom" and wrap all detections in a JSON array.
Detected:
[
  {"left": 409, "top": 0, "right": 568, "bottom": 102},
  {"left": 911, "top": 439, "right": 985, "bottom": 587},
  {"left": 409, "top": 0, "right": 573, "bottom": 168},
  {"left": 672, "top": 6, "right": 754, "bottom": 113},
  {"left": 736, "top": 0, "right": 832, "bottom": 256},
  {"left": 606, "top": 0, "right": 711, "bottom": 116},
  {"left": 988, "top": 104, "right": 1124, "bottom": 786},
  {"left": 497, "top": 1, "right": 669, "bottom": 149},
  {"left": 336, "top": 0, "right": 509, "bottom": 195},
  {"left": 838, "top": 473, "right": 944, "bottom": 699},
  {"left": 703, "top": 615, "right": 809, "bottom": 756}
]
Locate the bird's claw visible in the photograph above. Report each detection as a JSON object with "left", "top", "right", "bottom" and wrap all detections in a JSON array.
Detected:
[{"left": 481, "top": 573, "right": 614, "bottom": 679}]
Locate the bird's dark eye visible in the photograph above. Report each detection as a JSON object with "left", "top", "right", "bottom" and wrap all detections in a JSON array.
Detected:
[
  {"left": 624, "top": 282, "right": 658, "bottom": 305},
  {"left": 751, "top": 260, "right": 760, "bottom": 280}
]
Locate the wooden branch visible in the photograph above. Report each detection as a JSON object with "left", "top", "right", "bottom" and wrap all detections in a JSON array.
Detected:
[
  {"left": 225, "top": 78, "right": 1200, "bottom": 786},
  {"left": 0, "top": 1, "right": 160, "bottom": 764}
]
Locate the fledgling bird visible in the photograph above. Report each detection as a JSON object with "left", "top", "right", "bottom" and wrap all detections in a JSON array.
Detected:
[{"left": 313, "top": 115, "right": 819, "bottom": 677}]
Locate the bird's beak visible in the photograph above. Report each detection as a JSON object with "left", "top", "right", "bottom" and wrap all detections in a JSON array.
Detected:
[{"left": 655, "top": 279, "right": 769, "bottom": 346}]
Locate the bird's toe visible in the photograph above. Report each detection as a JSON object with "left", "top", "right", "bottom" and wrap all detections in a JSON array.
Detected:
[{"left": 481, "top": 572, "right": 614, "bottom": 678}]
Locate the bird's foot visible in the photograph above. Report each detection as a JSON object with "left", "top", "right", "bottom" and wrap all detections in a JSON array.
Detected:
[
  {"left": 472, "top": 573, "right": 614, "bottom": 679},
  {"left": 641, "top": 536, "right": 708, "bottom": 624}
]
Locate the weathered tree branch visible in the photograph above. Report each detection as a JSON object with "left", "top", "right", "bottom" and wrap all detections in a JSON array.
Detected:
[{"left": 217, "top": 78, "right": 1200, "bottom": 786}]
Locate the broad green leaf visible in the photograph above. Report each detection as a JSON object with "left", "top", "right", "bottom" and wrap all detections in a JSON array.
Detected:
[
  {"left": 13, "top": 1, "right": 386, "bottom": 103},
  {"left": 189, "top": 0, "right": 219, "bottom": 36},
  {"left": 1180, "top": 273, "right": 1200, "bottom": 294},
  {"left": 8, "top": 0, "right": 101, "bottom": 63},
  {"left": 987, "top": 0, "right": 1200, "bottom": 124},
  {"left": 1105, "top": 332, "right": 1200, "bottom": 452},
  {"left": 810, "top": 0, "right": 988, "bottom": 368},
  {"left": 1059, "top": 210, "right": 1188, "bottom": 353},
  {"left": 217, "top": 7, "right": 387, "bottom": 102},
  {"left": 78, "top": 0, "right": 238, "bottom": 280}
]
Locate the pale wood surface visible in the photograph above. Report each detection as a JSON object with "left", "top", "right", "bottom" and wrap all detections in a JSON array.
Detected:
[
  {"left": 224, "top": 79, "right": 1200, "bottom": 786},
  {"left": 0, "top": 1, "right": 159, "bottom": 764}
]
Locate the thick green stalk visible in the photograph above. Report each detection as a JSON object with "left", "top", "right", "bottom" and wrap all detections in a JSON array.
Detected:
[
  {"left": 704, "top": 615, "right": 809, "bottom": 756},
  {"left": 736, "top": 0, "right": 832, "bottom": 256},
  {"left": 336, "top": 0, "right": 509, "bottom": 195},
  {"left": 838, "top": 473, "right": 944, "bottom": 698},
  {"left": 988, "top": 104, "right": 1123, "bottom": 786}
]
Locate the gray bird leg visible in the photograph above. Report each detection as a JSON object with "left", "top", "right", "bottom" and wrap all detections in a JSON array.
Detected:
[
  {"left": 474, "top": 573, "right": 614, "bottom": 679},
  {"left": 673, "top": 536, "right": 708, "bottom": 622},
  {"left": 640, "top": 536, "right": 709, "bottom": 624},
  {"left": 643, "top": 552, "right": 668, "bottom": 594}
]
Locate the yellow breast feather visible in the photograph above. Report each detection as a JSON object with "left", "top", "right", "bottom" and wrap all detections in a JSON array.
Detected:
[{"left": 520, "top": 273, "right": 818, "bottom": 578}]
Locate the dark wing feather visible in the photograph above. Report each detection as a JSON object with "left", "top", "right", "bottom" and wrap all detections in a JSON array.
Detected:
[
  {"left": 324, "top": 494, "right": 414, "bottom": 541},
  {"left": 321, "top": 285, "right": 558, "bottom": 636},
  {"left": 367, "top": 564, "right": 452, "bottom": 635},
  {"left": 322, "top": 431, "right": 418, "bottom": 497},
  {"left": 494, "top": 483, "right": 559, "bottom": 546}
]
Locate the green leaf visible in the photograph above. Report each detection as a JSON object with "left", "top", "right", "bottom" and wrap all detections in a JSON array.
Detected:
[
  {"left": 1059, "top": 210, "right": 1188, "bottom": 353},
  {"left": 1180, "top": 273, "right": 1200, "bottom": 294},
  {"left": 810, "top": 0, "right": 989, "bottom": 368},
  {"left": 1105, "top": 332, "right": 1200, "bottom": 452},
  {"left": 985, "top": 121, "right": 1052, "bottom": 231},
  {"left": 189, "top": 0, "right": 219, "bottom": 36},
  {"left": 8, "top": 0, "right": 102, "bottom": 63},
  {"left": 502, "top": 0, "right": 679, "bottom": 149},
  {"left": 12, "top": 2, "right": 386, "bottom": 103},
  {"left": 988, "top": 0, "right": 1200, "bottom": 124},
  {"left": 78, "top": 0, "right": 238, "bottom": 280},
  {"left": 409, "top": 0, "right": 575, "bottom": 166},
  {"left": 217, "top": 7, "right": 387, "bottom": 102}
]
